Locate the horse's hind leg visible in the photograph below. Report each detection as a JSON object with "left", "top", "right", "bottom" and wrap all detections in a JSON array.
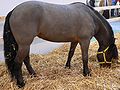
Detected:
[
  {"left": 79, "top": 39, "right": 91, "bottom": 76},
  {"left": 24, "top": 54, "right": 36, "bottom": 76},
  {"left": 14, "top": 45, "right": 30, "bottom": 87},
  {"left": 65, "top": 42, "right": 78, "bottom": 68}
]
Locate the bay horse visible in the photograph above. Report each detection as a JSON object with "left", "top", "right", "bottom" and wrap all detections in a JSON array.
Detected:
[{"left": 3, "top": 1, "right": 118, "bottom": 87}]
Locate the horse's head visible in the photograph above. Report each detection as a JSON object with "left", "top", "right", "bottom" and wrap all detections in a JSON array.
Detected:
[{"left": 97, "top": 40, "right": 118, "bottom": 67}]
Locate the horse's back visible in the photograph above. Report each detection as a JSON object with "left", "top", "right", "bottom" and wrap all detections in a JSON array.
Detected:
[
  {"left": 38, "top": 2, "right": 95, "bottom": 42},
  {"left": 9, "top": 1, "right": 95, "bottom": 43}
]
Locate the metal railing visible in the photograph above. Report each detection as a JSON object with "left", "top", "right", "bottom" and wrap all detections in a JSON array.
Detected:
[
  {"left": 94, "top": 5, "right": 120, "bottom": 22},
  {"left": 94, "top": 5, "right": 120, "bottom": 11}
]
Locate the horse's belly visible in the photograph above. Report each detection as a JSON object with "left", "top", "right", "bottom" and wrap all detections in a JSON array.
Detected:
[{"left": 37, "top": 32, "right": 78, "bottom": 42}]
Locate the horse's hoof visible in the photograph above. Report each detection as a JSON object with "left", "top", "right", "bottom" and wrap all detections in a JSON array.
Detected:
[
  {"left": 83, "top": 73, "right": 91, "bottom": 77},
  {"left": 30, "top": 73, "right": 36, "bottom": 78},
  {"left": 17, "top": 81, "right": 25, "bottom": 88},
  {"left": 65, "top": 63, "right": 71, "bottom": 69},
  {"left": 83, "top": 70, "right": 91, "bottom": 77},
  {"left": 88, "top": 73, "right": 91, "bottom": 76},
  {"left": 83, "top": 74, "right": 92, "bottom": 77},
  {"left": 65, "top": 65, "right": 71, "bottom": 69}
]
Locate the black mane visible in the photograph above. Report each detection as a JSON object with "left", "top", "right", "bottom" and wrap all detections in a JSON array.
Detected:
[{"left": 87, "top": 5, "right": 114, "bottom": 43}]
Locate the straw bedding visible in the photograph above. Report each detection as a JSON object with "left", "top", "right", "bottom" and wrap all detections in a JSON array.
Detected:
[{"left": 0, "top": 33, "right": 120, "bottom": 90}]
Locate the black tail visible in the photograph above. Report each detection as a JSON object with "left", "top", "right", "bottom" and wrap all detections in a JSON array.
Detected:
[{"left": 3, "top": 11, "right": 18, "bottom": 78}]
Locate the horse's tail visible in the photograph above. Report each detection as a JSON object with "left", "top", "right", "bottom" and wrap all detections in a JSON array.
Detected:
[{"left": 3, "top": 10, "right": 18, "bottom": 78}]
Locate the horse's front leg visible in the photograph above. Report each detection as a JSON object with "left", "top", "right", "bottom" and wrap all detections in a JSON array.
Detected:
[
  {"left": 79, "top": 40, "right": 91, "bottom": 76},
  {"left": 65, "top": 42, "right": 78, "bottom": 68}
]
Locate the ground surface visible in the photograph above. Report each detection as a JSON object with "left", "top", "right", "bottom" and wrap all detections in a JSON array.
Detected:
[{"left": 0, "top": 33, "right": 120, "bottom": 90}]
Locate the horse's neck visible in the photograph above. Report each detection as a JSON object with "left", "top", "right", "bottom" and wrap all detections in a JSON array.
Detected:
[
  {"left": 87, "top": 4, "right": 114, "bottom": 51},
  {"left": 94, "top": 25, "right": 113, "bottom": 51},
  {"left": 90, "top": 9, "right": 114, "bottom": 51}
]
